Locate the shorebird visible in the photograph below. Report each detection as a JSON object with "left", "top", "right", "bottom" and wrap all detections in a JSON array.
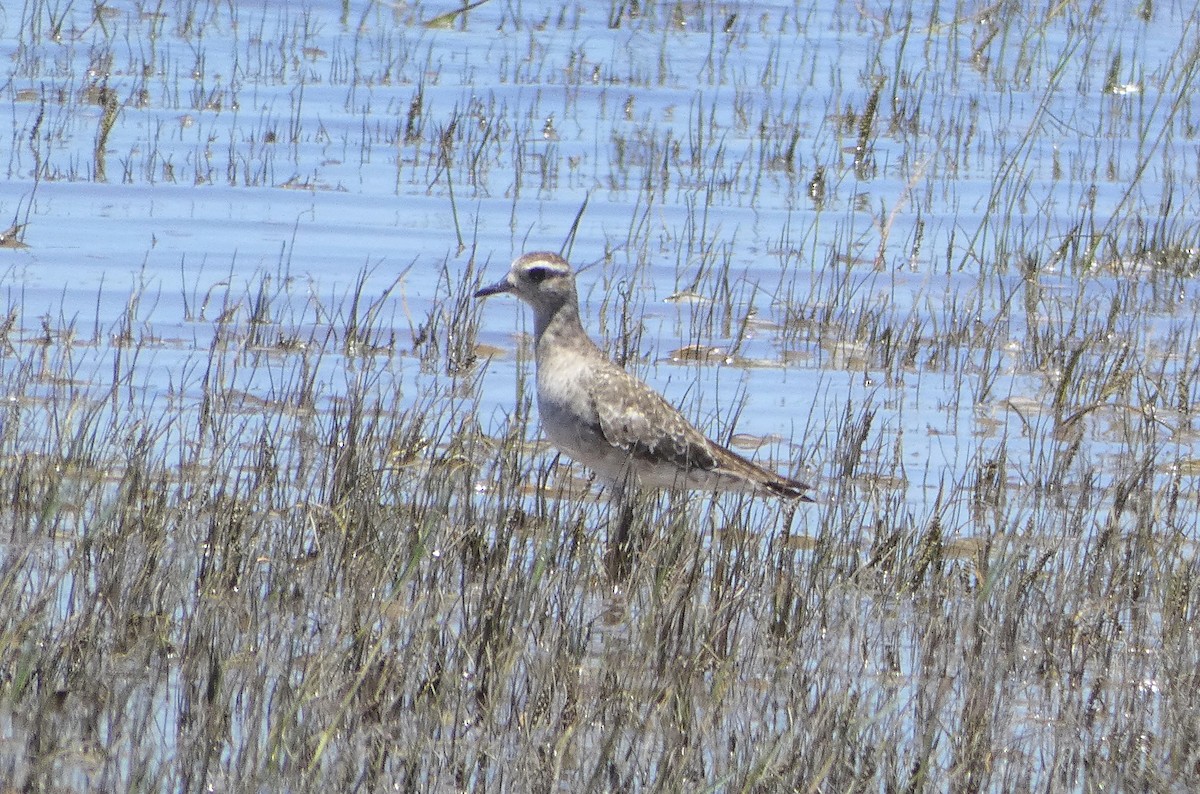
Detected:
[{"left": 474, "top": 251, "right": 812, "bottom": 501}]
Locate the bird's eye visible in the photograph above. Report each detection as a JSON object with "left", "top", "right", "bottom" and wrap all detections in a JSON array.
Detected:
[{"left": 526, "top": 266, "right": 552, "bottom": 283}]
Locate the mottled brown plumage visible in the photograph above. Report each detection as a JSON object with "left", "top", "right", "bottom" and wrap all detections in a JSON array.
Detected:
[{"left": 475, "top": 251, "right": 812, "bottom": 499}]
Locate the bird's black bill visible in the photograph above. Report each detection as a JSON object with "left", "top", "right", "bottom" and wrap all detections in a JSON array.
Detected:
[{"left": 474, "top": 278, "right": 512, "bottom": 299}]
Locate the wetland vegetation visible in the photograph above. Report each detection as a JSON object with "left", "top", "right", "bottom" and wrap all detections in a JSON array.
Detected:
[{"left": 1, "top": 0, "right": 1199, "bottom": 789}]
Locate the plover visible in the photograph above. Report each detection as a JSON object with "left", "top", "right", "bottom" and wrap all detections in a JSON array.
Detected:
[{"left": 474, "top": 251, "right": 812, "bottom": 500}]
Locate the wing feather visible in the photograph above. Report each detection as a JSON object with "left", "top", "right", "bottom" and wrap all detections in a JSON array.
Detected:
[
  {"left": 575, "top": 360, "right": 812, "bottom": 499},
  {"left": 587, "top": 365, "right": 721, "bottom": 471}
]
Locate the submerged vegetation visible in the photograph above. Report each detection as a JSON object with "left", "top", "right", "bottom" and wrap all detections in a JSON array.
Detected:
[{"left": 0, "top": 0, "right": 1199, "bottom": 789}]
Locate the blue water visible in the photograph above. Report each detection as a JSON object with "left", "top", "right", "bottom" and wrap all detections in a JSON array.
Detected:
[
  {"left": 4, "top": 0, "right": 1200, "bottom": 787},
  {"left": 3, "top": 0, "right": 1199, "bottom": 514}
]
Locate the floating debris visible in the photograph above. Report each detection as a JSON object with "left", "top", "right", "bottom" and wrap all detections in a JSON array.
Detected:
[
  {"left": 664, "top": 289, "right": 710, "bottom": 304},
  {"left": 0, "top": 224, "right": 28, "bottom": 250},
  {"left": 667, "top": 344, "right": 730, "bottom": 364}
]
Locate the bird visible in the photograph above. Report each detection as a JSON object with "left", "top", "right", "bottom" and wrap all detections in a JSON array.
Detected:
[{"left": 473, "top": 251, "right": 812, "bottom": 502}]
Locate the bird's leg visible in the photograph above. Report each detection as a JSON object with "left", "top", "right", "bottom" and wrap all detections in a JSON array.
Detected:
[{"left": 605, "top": 473, "right": 638, "bottom": 584}]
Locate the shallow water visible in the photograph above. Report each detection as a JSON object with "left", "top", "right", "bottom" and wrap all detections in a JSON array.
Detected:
[
  {"left": 2, "top": 0, "right": 1199, "bottom": 788},
  {"left": 5, "top": 0, "right": 1199, "bottom": 511}
]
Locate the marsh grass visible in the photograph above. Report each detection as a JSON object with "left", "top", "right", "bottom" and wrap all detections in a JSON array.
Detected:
[
  {"left": 3, "top": 0, "right": 1200, "bottom": 790},
  {"left": 1, "top": 252, "right": 1199, "bottom": 790}
]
